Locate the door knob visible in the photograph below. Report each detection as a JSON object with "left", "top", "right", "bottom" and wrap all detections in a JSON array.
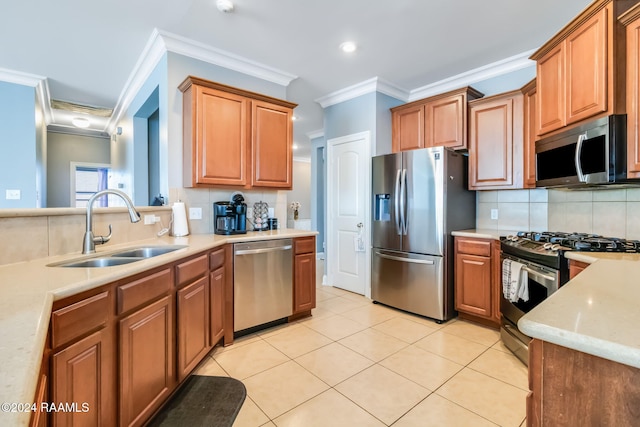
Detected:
[{"left": 357, "top": 222, "right": 364, "bottom": 228}]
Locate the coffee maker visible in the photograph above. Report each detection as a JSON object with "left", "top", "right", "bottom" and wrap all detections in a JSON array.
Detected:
[{"left": 214, "top": 194, "right": 247, "bottom": 235}]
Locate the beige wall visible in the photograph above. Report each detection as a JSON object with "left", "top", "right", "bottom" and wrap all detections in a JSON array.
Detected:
[
  {"left": 476, "top": 188, "right": 640, "bottom": 239},
  {"left": 286, "top": 160, "right": 311, "bottom": 220}
]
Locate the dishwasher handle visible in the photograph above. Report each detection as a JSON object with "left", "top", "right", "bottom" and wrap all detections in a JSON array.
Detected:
[{"left": 235, "top": 245, "right": 292, "bottom": 256}]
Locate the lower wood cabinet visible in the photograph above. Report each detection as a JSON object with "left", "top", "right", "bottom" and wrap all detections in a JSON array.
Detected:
[
  {"left": 119, "top": 295, "right": 175, "bottom": 427},
  {"left": 454, "top": 236, "right": 500, "bottom": 328},
  {"left": 528, "top": 338, "right": 640, "bottom": 427},
  {"left": 568, "top": 259, "right": 589, "bottom": 279},
  {"left": 52, "top": 328, "right": 114, "bottom": 427},
  {"left": 210, "top": 266, "right": 225, "bottom": 345},
  {"left": 292, "top": 236, "right": 316, "bottom": 317},
  {"left": 177, "top": 277, "right": 210, "bottom": 382}
]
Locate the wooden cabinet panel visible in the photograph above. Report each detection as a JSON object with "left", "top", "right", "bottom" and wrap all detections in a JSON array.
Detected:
[
  {"left": 180, "top": 77, "right": 296, "bottom": 190},
  {"left": 569, "top": 260, "right": 589, "bottom": 279},
  {"left": 176, "top": 254, "right": 208, "bottom": 288},
  {"left": 624, "top": 6, "right": 640, "bottom": 178},
  {"left": 565, "top": 7, "right": 608, "bottom": 125},
  {"left": 51, "top": 291, "right": 109, "bottom": 349},
  {"left": 52, "top": 328, "right": 114, "bottom": 427},
  {"left": 392, "top": 105, "right": 424, "bottom": 152},
  {"left": 119, "top": 296, "right": 175, "bottom": 427},
  {"left": 210, "top": 266, "right": 225, "bottom": 346},
  {"left": 117, "top": 269, "right": 172, "bottom": 315},
  {"left": 522, "top": 79, "right": 537, "bottom": 188},
  {"left": 454, "top": 237, "right": 499, "bottom": 327},
  {"left": 425, "top": 93, "right": 465, "bottom": 149},
  {"left": 294, "top": 236, "right": 315, "bottom": 254},
  {"left": 251, "top": 100, "right": 292, "bottom": 188},
  {"left": 455, "top": 253, "right": 492, "bottom": 318},
  {"left": 536, "top": 44, "right": 565, "bottom": 136},
  {"left": 293, "top": 253, "right": 316, "bottom": 315},
  {"left": 177, "top": 276, "right": 210, "bottom": 381},
  {"left": 209, "top": 247, "right": 225, "bottom": 271},
  {"left": 469, "top": 92, "right": 524, "bottom": 190}
]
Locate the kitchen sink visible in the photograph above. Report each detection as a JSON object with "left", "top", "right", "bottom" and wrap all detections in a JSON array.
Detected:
[
  {"left": 109, "top": 245, "right": 188, "bottom": 258},
  {"left": 48, "top": 245, "right": 189, "bottom": 268},
  {"left": 53, "top": 257, "right": 141, "bottom": 268}
]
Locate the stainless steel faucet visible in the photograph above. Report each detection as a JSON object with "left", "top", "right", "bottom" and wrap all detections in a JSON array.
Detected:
[{"left": 82, "top": 189, "right": 141, "bottom": 254}]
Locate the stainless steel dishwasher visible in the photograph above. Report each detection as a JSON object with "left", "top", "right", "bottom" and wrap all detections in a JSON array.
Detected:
[{"left": 233, "top": 239, "right": 293, "bottom": 332}]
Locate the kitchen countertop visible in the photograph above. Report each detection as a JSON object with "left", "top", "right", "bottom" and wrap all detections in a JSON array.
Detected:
[
  {"left": 0, "top": 229, "right": 317, "bottom": 426},
  {"left": 451, "top": 229, "right": 517, "bottom": 240},
  {"left": 518, "top": 251, "right": 640, "bottom": 369}
]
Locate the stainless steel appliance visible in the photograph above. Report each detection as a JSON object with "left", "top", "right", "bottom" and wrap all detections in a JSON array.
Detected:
[
  {"left": 536, "top": 114, "right": 628, "bottom": 188},
  {"left": 233, "top": 239, "right": 293, "bottom": 333},
  {"left": 500, "top": 231, "right": 640, "bottom": 365},
  {"left": 371, "top": 147, "right": 476, "bottom": 322},
  {"left": 214, "top": 194, "right": 247, "bottom": 235}
]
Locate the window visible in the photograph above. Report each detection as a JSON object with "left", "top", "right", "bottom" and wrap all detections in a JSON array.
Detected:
[{"left": 74, "top": 166, "right": 110, "bottom": 208}]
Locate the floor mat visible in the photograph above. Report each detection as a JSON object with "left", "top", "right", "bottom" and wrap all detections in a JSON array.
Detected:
[{"left": 147, "top": 375, "right": 246, "bottom": 427}]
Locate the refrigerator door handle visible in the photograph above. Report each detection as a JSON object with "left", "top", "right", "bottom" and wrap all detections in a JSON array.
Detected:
[
  {"left": 376, "top": 251, "right": 435, "bottom": 265},
  {"left": 394, "top": 169, "right": 402, "bottom": 235},
  {"left": 400, "top": 168, "right": 407, "bottom": 235}
]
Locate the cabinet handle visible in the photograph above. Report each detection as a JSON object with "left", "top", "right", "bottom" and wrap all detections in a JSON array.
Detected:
[{"left": 376, "top": 251, "right": 434, "bottom": 265}]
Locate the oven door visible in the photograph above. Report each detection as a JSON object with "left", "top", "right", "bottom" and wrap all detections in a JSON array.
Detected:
[{"left": 500, "top": 253, "right": 560, "bottom": 365}]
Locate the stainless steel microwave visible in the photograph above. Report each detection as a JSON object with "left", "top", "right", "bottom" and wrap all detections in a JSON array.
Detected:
[{"left": 535, "top": 115, "right": 627, "bottom": 188}]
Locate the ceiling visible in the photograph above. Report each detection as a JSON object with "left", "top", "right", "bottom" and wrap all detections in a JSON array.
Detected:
[{"left": 1, "top": 0, "right": 593, "bottom": 158}]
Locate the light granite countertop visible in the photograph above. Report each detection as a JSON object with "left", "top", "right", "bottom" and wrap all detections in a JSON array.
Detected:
[
  {"left": 0, "top": 229, "right": 317, "bottom": 426},
  {"left": 519, "top": 251, "right": 640, "bottom": 369},
  {"left": 451, "top": 229, "right": 517, "bottom": 240}
]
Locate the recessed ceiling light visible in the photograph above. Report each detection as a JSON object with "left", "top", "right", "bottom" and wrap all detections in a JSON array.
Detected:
[
  {"left": 340, "top": 41, "right": 357, "bottom": 53},
  {"left": 72, "top": 117, "right": 90, "bottom": 128},
  {"left": 216, "top": 0, "right": 234, "bottom": 13}
]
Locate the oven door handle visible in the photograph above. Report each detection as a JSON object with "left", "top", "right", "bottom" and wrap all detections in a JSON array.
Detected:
[{"left": 522, "top": 266, "right": 556, "bottom": 283}]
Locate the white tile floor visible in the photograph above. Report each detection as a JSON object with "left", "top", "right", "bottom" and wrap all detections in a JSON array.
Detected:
[{"left": 195, "top": 261, "right": 528, "bottom": 427}]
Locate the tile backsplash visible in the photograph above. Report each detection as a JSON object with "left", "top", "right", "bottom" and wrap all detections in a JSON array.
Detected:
[{"left": 477, "top": 187, "right": 640, "bottom": 239}]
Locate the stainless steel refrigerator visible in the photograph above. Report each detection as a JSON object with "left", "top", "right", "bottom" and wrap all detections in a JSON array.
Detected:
[{"left": 371, "top": 146, "right": 475, "bottom": 322}]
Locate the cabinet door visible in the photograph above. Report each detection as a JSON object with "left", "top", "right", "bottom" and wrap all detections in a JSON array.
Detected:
[
  {"left": 251, "top": 100, "right": 293, "bottom": 188},
  {"left": 293, "top": 252, "right": 316, "bottom": 314},
  {"left": 536, "top": 43, "right": 565, "bottom": 136},
  {"left": 469, "top": 94, "right": 522, "bottom": 189},
  {"left": 523, "top": 85, "right": 537, "bottom": 188},
  {"left": 392, "top": 105, "right": 424, "bottom": 152},
  {"left": 210, "top": 266, "right": 225, "bottom": 346},
  {"left": 425, "top": 94, "right": 465, "bottom": 149},
  {"left": 52, "top": 328, "right": 114, "bottom": 427},
  {"left": 455, "top": 253, "right": 492, "bottom": 318},
  {"left": 565, "top": 7, "right": 608, "bottom": 125},
  {"left": 195, "top": 86, "right": 249, "bottom": 186},
  {"left": 569, "top": 260, "right": 589, "bottom": 279},
  {"left": 119, "top": 296, "right": 175, "bottom": 427},
  {"left": 627, "top": 12, "right": 640, "bottom": 178},
  {"left": 177, "top": 276, "right": 210, "bottom": 382}
]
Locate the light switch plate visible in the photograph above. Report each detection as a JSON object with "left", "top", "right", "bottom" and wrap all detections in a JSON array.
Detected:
[
  {"left": 6, "top": 189, "right": 20, "bottom": 200},
  {"left": 490, "top": 209, "right": 499, "bottom": 220},
  {"left": 189, "top": 207, "right": 202, "bottom": 220}
]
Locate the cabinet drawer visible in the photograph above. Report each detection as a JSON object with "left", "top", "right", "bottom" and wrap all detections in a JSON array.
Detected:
[
  {"left": 117, "top": 268, "right": 172, "bottom": 315},
  {"left": 176, "top": 254, "right": 208, "bottom": 287},
  {"left": 294, "top": 237, "right": 315, "bottom": 255},
  {"left": 209, "top": 247, "right": 225, "bottom": 271},
  {"left": 51, "top": 291, "right": 109, "bottom": 348},
  {"left": 456, "top": 238, "right": 491, "bottom": 257}
]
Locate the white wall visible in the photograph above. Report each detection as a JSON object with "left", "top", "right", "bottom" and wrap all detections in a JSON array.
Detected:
[{"left": 286, "top": 160, "right": 311, "bottom": 220}]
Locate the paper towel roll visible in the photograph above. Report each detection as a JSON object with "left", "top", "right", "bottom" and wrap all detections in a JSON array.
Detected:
[{"left": 172, "top": 202, "right": 189, "bottom": 237}]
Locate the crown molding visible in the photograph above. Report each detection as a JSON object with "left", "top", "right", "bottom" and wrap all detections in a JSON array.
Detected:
[
  {"left": 107, "top": 28, "right": 298, "bottom": 134},
  {"left": 315, "top": 77, "right": 410, "bottom": 108},
  {"left": 0, "top": 68, "right": 52, "bottom": 125},
  {"left": 408, "top": 49, "right": 536, "bottom": 101}
]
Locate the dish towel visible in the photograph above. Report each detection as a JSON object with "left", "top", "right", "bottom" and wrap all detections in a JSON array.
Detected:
[{"left": 502, "top": 259, "right": 529, "bottom": 302}]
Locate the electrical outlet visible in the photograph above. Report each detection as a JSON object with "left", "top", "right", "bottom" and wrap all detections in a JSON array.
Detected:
[
  {"left": 189, "top": 207, "right": 202, "bottom": 220},
  {"left": 490, "top": 209, "right": 499, "bottom": 220},
  {"left": 6, "top": 189, "right": 20, "bottom": 200},
  {"left": 144, "top": 215, "right": 159, "bottom": 225}
]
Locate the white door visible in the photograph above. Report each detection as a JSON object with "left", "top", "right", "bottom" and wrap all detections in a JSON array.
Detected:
[{"left": 327, "top": 131, "right": 371, "bottom": 296}]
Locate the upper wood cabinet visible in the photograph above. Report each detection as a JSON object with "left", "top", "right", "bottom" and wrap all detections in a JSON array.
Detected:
[
  {"left": 468, "top": 90, "right": 526, "bottom": 190},
  {"left": 621, "top": 4, "right": 640, "bottom": 179},
  {"left": 391, "top": 86, "right": 483, "bottom": 152},
  {"left": 522, "top": 79, "right": 537, "bottom": 188},
  {"left": 180, "top": 76, "right": 296, "bottom": 189},
  {"left": 531, "top": 0, "right": 633, "bottom": 137}
]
